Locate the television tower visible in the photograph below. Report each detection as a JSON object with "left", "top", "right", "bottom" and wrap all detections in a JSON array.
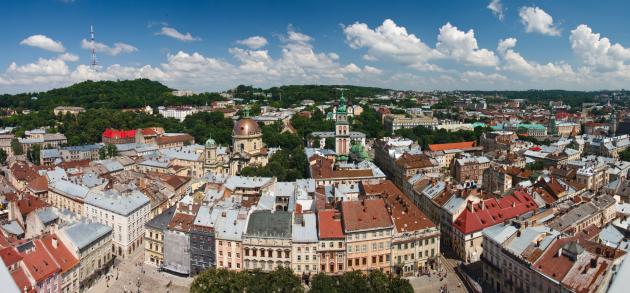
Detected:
[{"left": 90, "top": 25, "right": 97, "bottom": 69}]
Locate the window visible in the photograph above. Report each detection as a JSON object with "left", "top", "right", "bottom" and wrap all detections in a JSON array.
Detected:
[
  {"left": 338, "top": 242, "right": 342, "bottom": 248},
  {"left": 372, "top": 256, "right": 377, "bottom": 264},
  {"left": 362, "top": 257, "right": 367, "bottom": 265},
  {"left": 372, "top": 243, "right": 377, "bottom": 251},
  {"left": 379, "top": 255, "right": 384, "bottom": 263},
  {"left": 348, "top": 260, "right": 352, "bottom": 267}
]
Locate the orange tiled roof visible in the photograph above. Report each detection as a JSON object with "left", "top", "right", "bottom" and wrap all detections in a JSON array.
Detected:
[{"left": 428, "top": 141, "right": 476, "bottom": 152}]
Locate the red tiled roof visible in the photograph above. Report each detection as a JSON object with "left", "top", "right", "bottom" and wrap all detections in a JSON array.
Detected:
[
  {"left": 363, "top": 180, "right": 436, "bottom": 232},
  {"left": 102, "top": 128, "right": 136, "bottom": 139},
  {"left": 341, "top": 198, "right": 393, "bottom": 232},
  {"left": 317, "top": 209, "right": 344, "bottom": 239},
  {"left": 428, "top": 141, "right": 476, "bottom": 152},
  {"left": 453, "top": 191, "right": 538, "bottom": 234},
  {"left": 0, "top": 247, "right": 22, "bottom": 266},
  {"left": 11, "top": 267, "right": 32, "bottom": 293},
  {"left": 20, "top": 240, "right": 60, "bottom": 282},
  {"left": 14, "top": 195, "right": 49, "bottom": 217},
  {"left": 156, "top": 134, "right": 194, "bottom": 145},
  {"left": 41, "top": 234, "right": 79, "bottom": 273},
  {"left": 26, "top": 175, "right": 48, "bottom": 193}
]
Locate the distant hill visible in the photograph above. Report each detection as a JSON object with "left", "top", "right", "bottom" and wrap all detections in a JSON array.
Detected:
[{"left": 0, "top": 79, "right": 223, "bottom": 110}]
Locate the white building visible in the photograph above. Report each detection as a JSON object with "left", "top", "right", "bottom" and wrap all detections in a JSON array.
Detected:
[
  {"left": 158, "top": 106, "right": 198, "bottom": 122},
  {"left": 85, "top": 190, "right": 151, "bottom": 258}
]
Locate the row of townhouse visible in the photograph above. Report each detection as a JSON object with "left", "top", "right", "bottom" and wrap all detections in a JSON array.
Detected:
[{"left": 143, "top": 179, "right": 440, "bottom": 277}]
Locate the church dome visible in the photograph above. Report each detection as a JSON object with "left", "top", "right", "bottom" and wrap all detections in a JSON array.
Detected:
[
  {"left": 233, "top": 118, "right": 261, "bottom": 136},
  {"left": 205, "top": 137, "right": 216, "bottom": 147}
]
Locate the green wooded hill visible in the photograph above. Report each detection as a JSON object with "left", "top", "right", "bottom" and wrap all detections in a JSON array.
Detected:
[{"left": 0, "top": 79, "right": 224, "bottom": 110}]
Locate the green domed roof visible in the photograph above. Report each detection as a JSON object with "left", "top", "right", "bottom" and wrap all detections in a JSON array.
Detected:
[{"left": 205, "top": 137, "right": 216, "bottom": 147}]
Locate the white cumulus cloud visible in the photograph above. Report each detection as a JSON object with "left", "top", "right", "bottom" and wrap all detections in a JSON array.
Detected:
[
  {"left": 20, "top": 35, "right": 65, "bottom": 53},
  {"left": 343, "top": 19, "right": 442, "bottom": 71},
  {"left": 81, "top": 39, "right": 137, "bottom": 56},
  {"left": 237, "top": 36, "right": 268, "bottom": 49},
  {"left": 487, "top": 0, "right": 505, "bottom": 21},
  {"left": 156, "top": 26, "right": 201, "bottom": 42},
  {"left": 570, "top": 24, "right": 630, "bottom": 71},
  {"left": 519, "top": 6, "right": 561, "bottom": 36},
  {"left": 436, "top": 22, "right": 498, "bottom": 67}
]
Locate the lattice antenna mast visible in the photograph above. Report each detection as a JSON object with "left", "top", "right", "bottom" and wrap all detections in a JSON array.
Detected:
[{"left": 90, "top": 25, "right": 97, "bottom": 70}]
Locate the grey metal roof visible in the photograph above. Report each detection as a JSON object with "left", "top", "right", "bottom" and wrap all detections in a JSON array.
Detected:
[
  {"left": 36, "top": 207, "right": 59, "bottom": 224},
  {"left": 85, "top": 190, "right": 149, "bottom": 216},
  {"left": 224, "top": 176, "right": 273, "bottom": 190},
  {"left": 245, "top": 210, "right": 292, "bottom": 239},
  {"left": 193, "top": 205, "right": 213, "bottom": 227},
  {"left": 483, "top": 224, "right": 517, "bottom": 245},
  {"left": 212, "top": 208, "right": 248, "bottom": 241},
  {"left": 41, "top": 148, "right": 61, "bottom": 159},
  {"left": 49, "top": 179, "right": 89, "bottom": 200},
  {"left": 292, "top": 213, "right": 318, "bottom": 243},
  {"left": 62, "top": 144, "right": 102, "bottom": 152},
  {"left": 145, "top": 206, "right": 176, "bottom": 230},
  {"left": 1, "top": 220, "right": 24, "bottom": 236},
  {"left": 159, "top": 145, "right": 203, "bottom": 161},
  {"left": 61, "top": 220, "right": 112, "bottom": 251}
]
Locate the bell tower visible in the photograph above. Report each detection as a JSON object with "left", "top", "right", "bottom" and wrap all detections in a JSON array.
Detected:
[{"left": 335, "top": 94, "right": 351, "bottom": 156}]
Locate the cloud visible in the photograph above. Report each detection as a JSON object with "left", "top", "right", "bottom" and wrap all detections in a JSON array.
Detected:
[
  {"left": 363, "top": 65, "right": 382, "bottom": 75},
  {"left": 156, "top": 26, "right": 201, "bottom": 42},
  {"left": 487, "top": 0, "right": 505, "bottom": 21},
  {"left": 497, "top": 38, "right": 517, "bottom": 55},
  {"left": 58, "top": 53, "right": 79, "bottom": 62},
  {"left": 570, "top": 24, "right": 630, "bottom": 71},
  {"left": 460, "top": 71, "right": 507, "bottom": 83},
  {"left": 519, "top": 6, "right": 561, "bottom": 36},
  {"left": 344, "top": 19, "right": 497, "bottom": 70},
  {"left": 497, "top": 37, "right": 575, "bottom": 79},
  {"left": 81, "top": 39, "right": 138, "bottom": 56},
  {"left": 436, "top": 23, "right": 498, "bottom": 67},
  {"left": 1, "top": 26, "right": 380, "bottom": 92},
  {"left": 20, "top": 35, "right": 65, "bottom": 53},
  {"left": 362, "top": 54, "right": 377, "bottom": 61},
  {"left": 343, "top": 19, "right": 442, "bottom": 70},
  {"left": 237, "top": 36, "right": 268, "bottom": 49}
]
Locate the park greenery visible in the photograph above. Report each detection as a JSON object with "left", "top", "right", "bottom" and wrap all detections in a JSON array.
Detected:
[
  {"left": 189, "top": 267, "right": 413, "bottom": 293},
  {"left": 0, "top": 109, "right": 234, "bottom": 147},
  {"left": 394, "top": 125, "right": 491, "bottom": 149}
]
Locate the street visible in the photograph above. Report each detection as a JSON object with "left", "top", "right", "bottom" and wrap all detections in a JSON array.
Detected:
[
  {"left": 88, "top": 248, "right": 192, "bottom": 293},
  {"left": 407, "top": 254, "right": 469, "bottom": 293}
]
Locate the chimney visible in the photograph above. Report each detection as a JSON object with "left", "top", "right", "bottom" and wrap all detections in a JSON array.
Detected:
[
  {"left": 558, "top": 248, "right": 563, "bottom": 257},
  {"left": 481, "top": 201, "right": 485, "bottom": 210},
  {"left": 295, "top": 203, "right": 303, "bottom": 215},
  {"left": 52, "top": 237, "right": 58, "bottom": 249},
  {"left": 467, "top": 201, "right": 475, "bottom": 213}
]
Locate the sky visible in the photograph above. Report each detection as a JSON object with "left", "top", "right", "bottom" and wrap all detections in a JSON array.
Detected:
[{"left": 2, "top": 0, "right": 630, "bottom": 94}]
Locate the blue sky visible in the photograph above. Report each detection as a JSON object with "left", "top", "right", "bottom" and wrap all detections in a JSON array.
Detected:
[{"left": 2, "top": 0, "right": 630, "bottom": 93}]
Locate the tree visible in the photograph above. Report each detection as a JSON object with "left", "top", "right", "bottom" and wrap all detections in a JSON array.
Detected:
[
  {"left": 0, "top": 149, "right": 7, "bottom": 164},
  {"left": 106, "top": 144, "right": 118, "bottom": 158},
  {"left": 190, "top": 267, "right": 302, "bottom": 293},
  {"left": 338, "top": 271, "right": 369, "bottom": 292},
  {"left": 309, "top": 273, "right": 338, "bottom": 293},
  {"left": 11, "top": 138, "right": 23, "bottom": 155},
  {"left": 98, "top": 147, "right": 107, "bottom": 160},
  {"left": 27, "top": 144, "right": 41, "bottom": 165}
]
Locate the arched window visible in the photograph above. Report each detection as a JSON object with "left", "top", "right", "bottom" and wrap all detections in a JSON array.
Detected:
[{"left": 240, "top": 143, "right": 245, "bottom": 152}]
